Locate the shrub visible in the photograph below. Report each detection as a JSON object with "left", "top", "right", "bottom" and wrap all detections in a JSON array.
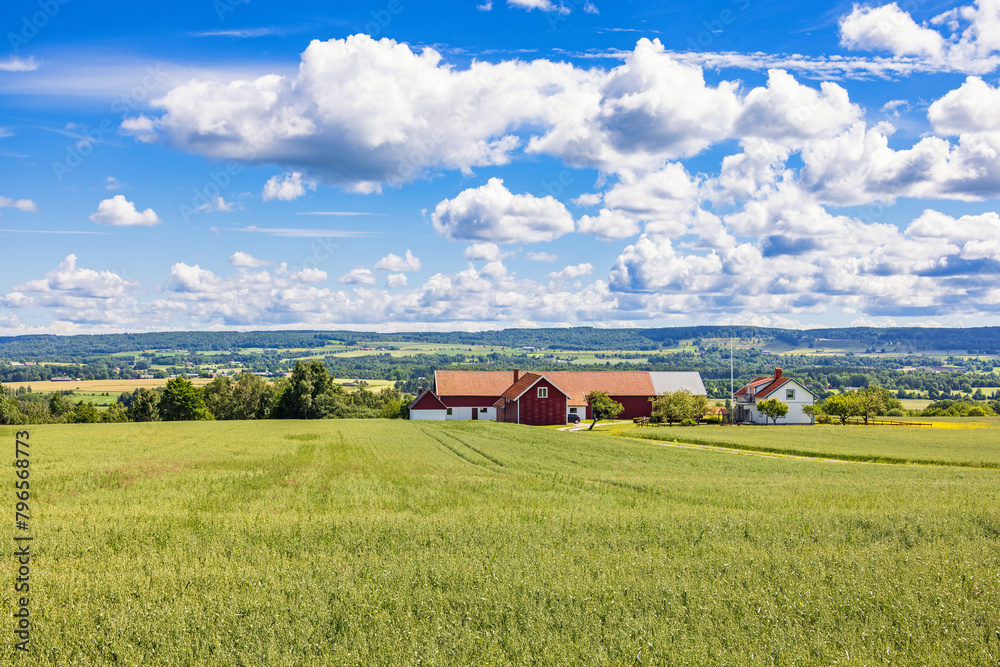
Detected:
[{"left": 680, "top": 418, "right": 698, "bottom": 426}]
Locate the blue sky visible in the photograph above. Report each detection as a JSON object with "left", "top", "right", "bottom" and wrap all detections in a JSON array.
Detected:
[{"left": 1, "top": 0, "right": 999, "bottom": 333}]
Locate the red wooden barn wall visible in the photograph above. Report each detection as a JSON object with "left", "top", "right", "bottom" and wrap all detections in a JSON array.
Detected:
[{"left": 517, "top": 378, "right": 567, "bottom": 426}]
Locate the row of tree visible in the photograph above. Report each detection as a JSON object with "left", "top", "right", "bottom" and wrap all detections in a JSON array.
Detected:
[
  {"left": 805, "top": 386, "right": 999, "bottom": 423},
  {"left": 0, "top": 362, "right": 413, "bottom": 425}
]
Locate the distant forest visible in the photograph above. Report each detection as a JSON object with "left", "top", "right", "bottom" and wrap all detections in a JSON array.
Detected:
[
  {"left": 2, "top": 327, "right": 999, "bottom": 403},
  {"left": 2, "top": 325, "right": 1000, "bottom": 358}
]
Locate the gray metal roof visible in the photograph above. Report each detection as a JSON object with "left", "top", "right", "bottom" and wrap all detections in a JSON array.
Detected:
[{"left": 649, "top": 371, "right": 707, "bottom": 396}]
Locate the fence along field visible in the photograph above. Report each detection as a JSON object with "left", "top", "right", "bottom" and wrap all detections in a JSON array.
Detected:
[{"left": 1, "top": 419, "right": 999, "bottom": 665}]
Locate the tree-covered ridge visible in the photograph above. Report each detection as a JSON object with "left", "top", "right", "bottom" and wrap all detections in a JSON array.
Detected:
[{"left": 2, "top": 325, "right": 1000, "bottom": 359}]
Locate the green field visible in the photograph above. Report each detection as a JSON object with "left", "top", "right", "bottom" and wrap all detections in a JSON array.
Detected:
[
  {"left": 2, "top": 420, "right": 999, "bottom": 665},
  {"left": 616, "top": 418, "right": 1000, "bottom": 467}
]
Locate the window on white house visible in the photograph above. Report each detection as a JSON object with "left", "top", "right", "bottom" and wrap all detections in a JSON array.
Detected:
[
  {"left": 480, "top": 407, "right": 488, "bottom": 413},
  {"left": 538, "top": 387, "right": 548, "bottom": 398},
  {"left": 569, "top": 407, "right": 577, "bottom": 413},
  {"left": 786, "top": 388, "right": 795, "bottom": 400},
  {"left": 446, "top": 408, "right": 453, "bottom": 416}
]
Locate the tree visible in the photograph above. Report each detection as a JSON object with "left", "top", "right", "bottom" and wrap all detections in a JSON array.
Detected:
[
  {"left": 0, "top": 387, "right": 24, "bottom": 425},
  {"left": 756, "top": 398, "right": 789, "bottom": 425},
  {"left": 652, "top": 389, "right": 707, "bottom": 425},
  {"left": 160, "top": 377, "right": 213, "bottom": 421},
  {"left": 203, "top": 375, "right": 235, "bottom": 420},
  {"left": 585, "top": 391, "right": 624, "bottom": 430},
  {"left": 231, "top": 373, "right": 274, "bottom": 420},
  {"left": 65, "top": 400, "right": 100, "bottom": 424},
  {"left": 273, "top": 360, "right": 334, "bottom": 419},
  {"left": 822, "top": 393, "right": 859, "bottom": 425},
  {"left": 856, "top": 385, "right": 889, "bottom": 424},
  {"left": 49, "top": 391, "right": 70, "bottom": 417},
  {"left": 102, "top": 402, "right": 130, "bottom": 423},
  {"left": 128, "top": 387, "right": 161, "bottom": 422},
  {"left": 801, "top": 404, "right": 822, "bottom": 425}
]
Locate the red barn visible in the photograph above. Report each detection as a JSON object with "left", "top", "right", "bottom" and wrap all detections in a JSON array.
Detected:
[
  {"left": 409, "top": 370, "right": 706, "bottom": 425},
  {"left": 494, "top": 373, "right": 570, "bottom": 426}
]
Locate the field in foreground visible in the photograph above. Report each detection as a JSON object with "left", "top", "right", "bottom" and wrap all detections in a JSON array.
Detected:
[{"left": 2, "top": 420, "right": 999, "bottom": 665}]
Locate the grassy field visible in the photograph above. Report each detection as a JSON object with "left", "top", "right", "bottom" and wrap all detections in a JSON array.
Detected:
[
  {"left": 615, "top": 418, "right": 1000, "bottom": 467},
  {"left": 899, "top": 398, "right": 933, "bottom": 410},
  {"left": 1, "top": 420, "right": 999, "bottom": 665}
]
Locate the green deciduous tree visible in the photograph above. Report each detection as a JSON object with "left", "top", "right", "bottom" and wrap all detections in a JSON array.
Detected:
[
  {"left": 801, "top": 403, "right": 822, "bottom": 425},
  {"left": 49, "top": 391, "right": 70, "bottom": 417},
  {"left": 202, "top": 375, "right": 235, "bottom": 420},
  {"left": 585, "top": 391, "right": 624, "bottom": 430},
  {"left": 0, "top": 387, "right": 25, "bottom": 425},
  {"left": 128, "top": 387, "right": 161, "bottom": 422},
  {"left": 273, "top": 361, "right": 334, "bottom": 419},
  {"left": 652, "top": 389, "right": 709, "bottom": 425},
  {"left": 857, "top": 385, "right": 893, "bottom": 424},
  {"left": 232, "top": 373, "right": 275, "bottom": 420},
  {"left": 756, "top": 398, "right": 789, "bottom": 425},
  {"left": 102, "top": 402, "right": 130, "bottom": 423},
  {"left": 65, "top": 401, "right": 100, "bottom": 424},
  {"left": 160, "top": 377, "right": 213, "bottom": 421},
  {"left": 206, "top": 373, "right": 276, "bottom": 420},
  {"left": 822, "top": 393, "right": 859, "bottom": 425}
]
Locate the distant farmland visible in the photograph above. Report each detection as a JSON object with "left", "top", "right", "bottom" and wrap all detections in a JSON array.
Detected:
[{"left": 2, "top": 420, "right": 998, "bottom": 665}]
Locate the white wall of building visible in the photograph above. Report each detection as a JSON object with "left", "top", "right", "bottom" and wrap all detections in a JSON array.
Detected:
[
  {"left": 410, "top": 409, "right": 448, "bottom": 421},
  {"left": 445, "top": 406, "right": 497, "bottom": 421},
  {"left": 742, "top": 380, "right": 814, "bottom": 424}
]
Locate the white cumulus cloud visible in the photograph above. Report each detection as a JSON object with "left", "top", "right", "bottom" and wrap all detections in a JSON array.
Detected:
[
  {"left": 577, "top": 208, "right": 640, "bottom": 240},
  {"left": 340, "top": 267, "right": 377, "bottom": 285},
  {"left": 386, "top": 273, "right": 408, "bottom": 287},
  {"left": 89, "top": 195, "right": 160, "bottom": 226},
  {"left": 550, "top": 263, "right": 594, "bottom": 279},
  {"left": 432, "top": 177, "right": 574, "bottom": 244},
  {"left": 229, "top": 251, "right": 272, "bottom": 267},
  {"left": 840, "top": 3, "right": 946, "bottom": 59},
  {"left": 0, "top": 196, "right": 37, "bottom": 213},
  {"left": 263, "top": 171, "right": 316, "bottom": 201},
  {"left": 374, "top": 249, "right": 422, "bottom": 271}
]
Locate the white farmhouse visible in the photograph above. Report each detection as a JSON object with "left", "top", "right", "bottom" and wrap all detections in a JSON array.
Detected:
[{"left": 733, "top": 368, "right": 816, "bottom": 425}]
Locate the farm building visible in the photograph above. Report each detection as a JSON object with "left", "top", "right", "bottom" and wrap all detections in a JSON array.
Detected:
[
  {"left": 408, "top": 369, "right": 707, "bottom": 426},
  {"left": 732, "top": 368, "right": 815, "bottom": 424}
]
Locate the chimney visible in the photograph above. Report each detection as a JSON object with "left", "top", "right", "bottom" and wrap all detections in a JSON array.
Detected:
[
  {"left": 775, "top": 368, "right": 783, "bottom": 379},
  {"left": 513, "top": 369, "right": 520, "bottom": 383}
]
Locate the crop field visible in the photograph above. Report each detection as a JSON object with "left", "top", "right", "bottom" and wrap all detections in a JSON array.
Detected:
[
  {"left": 899, "top": 398, "right": 933, "bottom": 410},
  {"left": 1, "top": 420, "right": 998, "bottom": 665},
  {"left": 616, "top": 418, "right": 1000, "bottom": 467},
  {"left": 2, "top": 378, "right": 217, "bottom": 394}
]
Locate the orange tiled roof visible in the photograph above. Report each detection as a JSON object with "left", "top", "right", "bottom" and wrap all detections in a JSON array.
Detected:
[
  {"left": 435, "top": 369, "right": 657, "bottom": 405},
  {"left": 542, "top": 370, "right": 654, "bottom": 406},
  {"left": 435, "top": 370, "right": 517, "bottom": 396}
]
